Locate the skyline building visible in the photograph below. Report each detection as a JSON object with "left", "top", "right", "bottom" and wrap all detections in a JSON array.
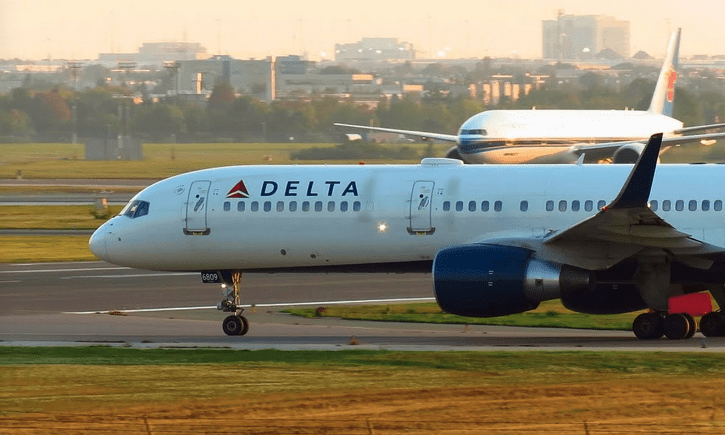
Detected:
[{"left": 542, "top": 14, "right": 630, "bottom": 60}]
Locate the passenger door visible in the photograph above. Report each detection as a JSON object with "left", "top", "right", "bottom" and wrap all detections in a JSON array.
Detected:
[
  {"left": 409, "top": 181, "right": 435, "bottom": 234},
  {"left": 185, "top": 180, "right": 211, "bottom": 234}
]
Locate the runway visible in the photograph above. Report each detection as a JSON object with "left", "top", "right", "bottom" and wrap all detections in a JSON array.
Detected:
[{"left": 2, "top": 261, "right": 724, "bottom": 351}]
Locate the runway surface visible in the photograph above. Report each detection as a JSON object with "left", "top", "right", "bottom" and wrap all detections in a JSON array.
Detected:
[{"left": 2, "top": 261, "right": 724, "bottom": 351}]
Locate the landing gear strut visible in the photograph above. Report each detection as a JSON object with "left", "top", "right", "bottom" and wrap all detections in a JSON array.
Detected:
[{"left": 218, "top": 271, "right": 249, "bottom": 336}]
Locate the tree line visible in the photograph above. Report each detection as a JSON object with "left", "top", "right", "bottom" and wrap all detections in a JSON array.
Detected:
[{"left": 1, "top": 74, "right": 723, "bottom": 143}]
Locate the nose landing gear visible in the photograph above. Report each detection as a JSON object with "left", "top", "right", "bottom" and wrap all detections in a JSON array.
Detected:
[{"left": 218, "top": 271, "right": 250, "bottom": 336}]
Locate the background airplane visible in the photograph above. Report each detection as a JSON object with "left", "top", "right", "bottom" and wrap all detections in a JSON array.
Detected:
[
  {"left": 336, "top": 29, "right": 725, "bottom": 164},
  {"left": 90, "top": 134, "right": 725, "bottom": 340}
]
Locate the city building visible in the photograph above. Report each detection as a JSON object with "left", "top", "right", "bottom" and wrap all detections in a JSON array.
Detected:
[
  {"left": 335, "top": 38, "right": 415, "bottom": 62},
  {"left": 98, "top": 42, "right": 211, "bottom": 67},
  {"left": 542, "top": 14, "right": 630, "bottom": 60}
]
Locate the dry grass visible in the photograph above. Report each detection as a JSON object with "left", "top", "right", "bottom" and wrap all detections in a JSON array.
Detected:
[
  {"left": 2, "top": 363, "right": 725, "bottom": 434},
  {"left": 0, "top": 235, "right": 96, "bottom": 263}
]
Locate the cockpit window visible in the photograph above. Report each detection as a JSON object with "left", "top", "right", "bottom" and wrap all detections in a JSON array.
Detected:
[{"left": 121, "top": 200, "right": 150, "bottom": 219}]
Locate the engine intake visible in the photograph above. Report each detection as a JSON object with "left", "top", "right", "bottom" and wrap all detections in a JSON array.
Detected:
[{"left": 433, "top": 244, "right": 593, "bottom": 317}]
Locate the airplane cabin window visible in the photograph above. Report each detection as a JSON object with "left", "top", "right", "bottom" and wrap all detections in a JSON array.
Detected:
[
  {"left": 676, "top": 200, "right": 684, "bottom": 211},
  {"left": 520, "top": 201, "right": 528, "bottom": 212},
  {"left": 353, "top": 201, "right": 361, "bottom": 212},
  {"left": 315, "top": 201, "right": 323, "bottom": 212},
  {"left": 302, "top": 201, "right": 310, "bottom": 212},
  {"left": 224, "top": 202, "right": 231, "bottom": 212},
  {"left": 571, "top": 200, "right": 580, "bottom": 212},
  {"left": 494, "top": 201, "right": 502, "bottom": 212},
  {"left": 649, "top": 200, "right": 658, "bottom": 211},
  {"left": 546, "top": 200, "right": 554, "bottom": 212},
  {"left": 289, "top": 201, "right": 297, "bottom": 212},
  {"left": 716, "top": 200, "right": 723, "bottom": 211},
  {"left": 481, "top": 201, "right": 489, "bottom": 212},
  {"left": 597, "top": 200, "right": 606, "bottom": 210},
  {"left": 340, "top": 201, "right": 348, "bottom": 212},
  {"left": 559, "top": 200, "right": 567, "bottom": 212},
  {"left": 328, "top": 201, "right": 335, "bottom": 212},
  {"left": 237, "top": 201, "right": 245, "bottom": 212},
  {"left": 264, "top": 201, "right": 272, "bottom": 212},
  {"left": 663, "top": 200, "right": 671, "bottom": 211},
  {"left": 443, "top": 201, "right": 450, "bottom": 211},
  {"left": 251, "top": 201, "right": 259, "bottom": 212},
  {"left": 702, "top": 200, "right": 710, "bottom": 211},
  {"left": 456, "top": 201, "right": 463, "bottom": 212},
  {"left": 277, "top": 201, "right": 284, "bottom": 212},
  {"left": 468, "top": 201, "right": 476, "bottom": 212},
  {"left": 585, "top": 200, "right": 593, "bottom": 212},
  {"left": 689, "top": 200, "right": 697, "bottom": 211}
]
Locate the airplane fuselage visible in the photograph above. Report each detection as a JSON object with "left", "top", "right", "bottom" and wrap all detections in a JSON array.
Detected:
[
  {"left": 91, "top": 160, "right": 725, "bottom": 272},
  {"left": 457, "top": 110, "right": 684, "bottom": 163}
]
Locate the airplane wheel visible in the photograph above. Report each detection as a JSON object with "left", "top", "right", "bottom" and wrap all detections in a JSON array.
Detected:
[
  {"left": 700, "top": 312, "right": 725, "bottom": 337},
  {"left": 632, "top": 312, "right": 664, "bottom": 339},
  {"left": 239, "top": 315, "right": 250, "bottom": 336},
  {"left": 683, "top": 313, "right": 696, "bottom": 339},
  {"left": 222, "top": 315, "right": 243, "bottom": 336},
  {"left": 663, "top": 313, "right": 690, "bottom": 340}
]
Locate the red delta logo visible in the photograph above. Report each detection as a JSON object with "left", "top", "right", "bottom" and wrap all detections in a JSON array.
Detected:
[
  {"left": 226, "top": 180, "right": 250, "bottom": 198},
  {"left": 666, "top": 68, "right": 677, "bottom": 102}
]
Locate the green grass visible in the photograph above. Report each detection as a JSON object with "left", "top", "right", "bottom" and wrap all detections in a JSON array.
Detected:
[
  {"left": 0, "top": 235, "right": 96, "bottom": 263},
  {"left": 0, "top": 205, "right": 121, "bottom": 230},
  {"left": 0, "top": 142, "right": 447, "bottom": 179},
  {"left": 284, "top": 300, "right": 644, "bottom": 330},
  {"left": 2, "top": 347, "right": 725, "bottom": 374}
]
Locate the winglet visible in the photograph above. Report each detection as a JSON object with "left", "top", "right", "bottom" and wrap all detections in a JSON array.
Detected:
[{"left": 606, "top": 133, "right": 663, "bottom": 210}]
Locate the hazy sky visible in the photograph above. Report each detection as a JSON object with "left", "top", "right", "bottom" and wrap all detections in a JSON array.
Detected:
[{"left": 1, "top": 0, "right": 723, "bottom": 61}]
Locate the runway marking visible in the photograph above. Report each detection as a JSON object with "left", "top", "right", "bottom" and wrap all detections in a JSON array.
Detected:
[
  {"left": 64, "top": 297, "right": 437, "bottom": 315},
  {"left": 0, "top": 267, "right": 131, "bottom": 274},
  {"left": 61, "top": 272, "right": 197, "bottom": 279},
  {"left": 0, "top": 280, "right": 21, "bottom": 284}
]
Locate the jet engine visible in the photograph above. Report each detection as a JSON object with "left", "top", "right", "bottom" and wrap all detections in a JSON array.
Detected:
[
  {"left": 612, "top": 143, "right": 645, "bottom": 164},
  {"left": 444, "top": 146, "right": 464, "bottom": 161},
  {"left": 433, "top": 244, "right": 593, "bottom": 317}
]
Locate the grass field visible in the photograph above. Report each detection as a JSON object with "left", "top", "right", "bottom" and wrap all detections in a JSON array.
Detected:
[
  {"left": 2, "top": 348, "right": 725, "bottom": 434},
  {"left": 0, "top": 142, "right": 449, "bottom": 179}
]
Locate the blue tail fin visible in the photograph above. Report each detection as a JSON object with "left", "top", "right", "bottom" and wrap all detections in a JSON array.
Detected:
[{"left": 648, "top": 28, "right": 681, "bottom": 116}]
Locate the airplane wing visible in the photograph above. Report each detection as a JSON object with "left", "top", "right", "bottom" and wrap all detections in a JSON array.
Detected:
[
  {"left": 569, "top": 131, "right": 725, "bottom": 162},
  {"left": 334, "top": 123, "right": 459, "bottom": 143},
  {"left": 675, "top": 122, "right": 725, "bottom": 135},
  {"left": 542, "top": 133, "right": 724, "bottom": 271}
]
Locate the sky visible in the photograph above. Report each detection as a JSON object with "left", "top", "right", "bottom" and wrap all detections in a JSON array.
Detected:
[{"left": 1, "top": 0, "right": 723, "bottom": 61}]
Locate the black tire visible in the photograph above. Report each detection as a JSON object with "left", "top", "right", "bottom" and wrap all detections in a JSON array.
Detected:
[
  {"left": 663, "top": 313, "right": 690, "bottom": 340},
  {"left": 240, "top": 315, "right": 250, "bottom": 336},
  {"left": 222, "top": 315, "right": 243, "bottom": 336},
  {"left": 632, "top": 312, "right": 664, "bottom": 340},
  {"left": 683, "top": 313, "right": 696, "bottom": 339},
  {"left": 700, "top": 312, "right": 725, "bottom": 337}
]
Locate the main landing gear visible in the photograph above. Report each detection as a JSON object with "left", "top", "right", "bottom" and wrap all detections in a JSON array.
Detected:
[
  {"left": 218, "top": 271, "right": 250, "bottom": 336},
  {"left": 633, "top": 311, "right": 725, "bottom": 339}
]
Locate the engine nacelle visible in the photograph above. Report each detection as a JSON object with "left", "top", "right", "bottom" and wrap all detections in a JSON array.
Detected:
[
  {"left": 444, "top": 146, "right": 464, "bottom": 161},
  {"left": 612, "top": 143, "right": 645, "bottom": 164},
  {"left": 433, "top": 244, "right": 593, "bottom": 317}
]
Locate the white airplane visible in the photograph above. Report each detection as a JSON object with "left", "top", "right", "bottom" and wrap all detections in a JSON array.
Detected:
[
  {"left": 90, "top": 133, "right": 725, "bottom": 340},
  {"left": 335, "top": 28, "right": 725, "bottom": 164}
]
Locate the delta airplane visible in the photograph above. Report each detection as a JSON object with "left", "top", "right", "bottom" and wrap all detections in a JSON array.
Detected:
[
  {"left": 90, "top": 133, "right": 725, "bottom": 340},
  {"left": 336, "top": 28, "right": 725, "bottom": 164}
]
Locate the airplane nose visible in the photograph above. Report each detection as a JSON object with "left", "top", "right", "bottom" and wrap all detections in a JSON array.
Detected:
[{"left": 88, "top": 228, "right": 109, "bottom": 261}]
